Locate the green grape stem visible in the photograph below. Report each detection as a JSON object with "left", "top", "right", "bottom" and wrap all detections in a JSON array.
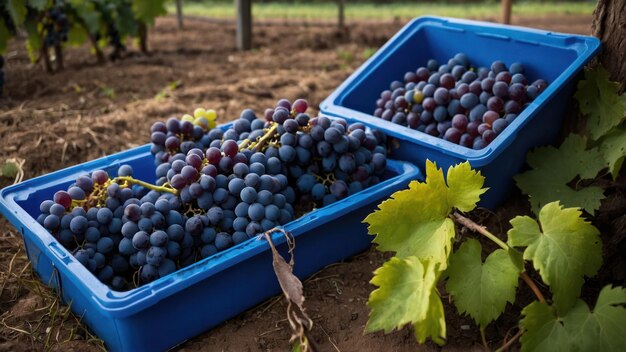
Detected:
[
  {"left": 115, "top": 176, "right": 179, "bottom": 195},
  {"left": 452, "top": 212, "right": 546, "bottom": 304},
  {"left": 251, "top": 123, "right": 279, "bottom": 152}
]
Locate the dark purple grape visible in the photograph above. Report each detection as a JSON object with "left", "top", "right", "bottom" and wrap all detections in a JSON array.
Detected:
[
  {"left": 443, "top": 128, "right": 462, "bottom": 144},
  {"left": 422, "top": 98, "right": 436, "bottom": 111},
  {"left": 92, "top": 170, "right": 108, "bottom": 185},
  {"left": 505, "top": 100, "right": 522, "bottom": 114},
  {"left": 509, "top": 62, "right": 524, "bottom": 75},
  {"left": 381, "top": 109, "right": 394, "bottom": 121},
  {"left": 292, "top": 99, "right": 308, "bottom": 114},
  {"left": 473, "top": 137, "right": 487, "bottom": 149},
  {"left": 508, "top": 83, "right": 526, "bottom": 101},
  {"left": 467, "top": 121, "right": 480, "bottom": 137},
  {"left": 469, "top": 81, "right": 482, "bottom": 95},
  {"left": 404, "top": 71, "right": 418, "bottom": 83},
  {"left": 433, "top": 88, "right": 450, "bottom": 105},
  {"left": 487, "top": 96, "right": 504, "bottom": 112},
  {"left": 483, "top": 111, "right": 500, "bottom": 125},
  {"left": 416, "top": 67, "right": 430, "bottom": 82},
  {"left": 491, "top": 60, "right": 507, "bottom": 73},
  {"left": 276, "top": 99, "right": 291, "bottom": 111},
  {"left": 492, "top": 81, "right": 509, "bottom": 98},
  {"left": 54, "top": 191, "right": 72, "bottom": 209},
  {"left": 394, "top": 96, "right": 408, "bottom": 110},
  {"left": 481, "top": 78, "right": 495, "bottom": 92},
  {"left": 439, "top": 73, "right": 455, "bottom": 89},
  {"left": 452, "top": 114, "right": 468, "bottom": 131},
  {"left": 425, "top": 123, "right": 438, "bottom": 136},
  {"left": 460, "top": 93, "right": 479, "bottom": 109},
  {"left": 459, "top": 133, "right": 474, "bottom": 148},
  {"left": 222, "top": 140, "right": 238, "bottom": 158},
  {"left": 492, "top": 118, "right": 509, "bottom": 134},
  {"left": 511, "top": 73, "right": 527, "bottom": 85},
  {"left": 483, "top": 129, "right": 497, "bottom": 143},
  {"left": 495, "top": 71, "right": 512, "bottom": 84}
]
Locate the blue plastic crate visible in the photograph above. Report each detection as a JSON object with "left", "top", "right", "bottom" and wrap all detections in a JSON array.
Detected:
[
  {"left": 0, "top": 138, "right": 422, "bottom": 351},
  {"left": 320, "top": 16, "right": 600, "bottom": 208}
]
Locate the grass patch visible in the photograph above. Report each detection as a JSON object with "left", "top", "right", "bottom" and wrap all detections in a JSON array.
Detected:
[{"left": 170, "top": 1, "right": 594, "bottom": 21}]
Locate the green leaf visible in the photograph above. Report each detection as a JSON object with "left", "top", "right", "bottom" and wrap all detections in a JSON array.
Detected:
[
  {"left": 445, "top": 239, "right": 522, "bottom": 328},
  {"left": 520, "top": 285, "right": 626, "bottom": 352},
  {"left": 514, "top": 134, "right": 606, "bottom": 214},
  {"left": 366, "top": 257, "right": 445, "bottom": 345},
  {"left": 1, "top": 161, "right": 19, "bottom": 178},
  {"left": 575, "top": 66, "right": 626, "bottom": 141},
  {"left": 508, "top": 201, "right": 602, "bottom": 314},
  {"left": 132, "top": 0, "right": 167, "bottom": 26},
  {"left": 519, "top": 301, "right": 571, "bottom": 352},
  {"left": 27, "top": 0, "right": 48, "bottom": 11},
  {"left": 23, "top": 18, "right": 41, "bottom": 62},
  {"left": 446, "top": 162, "right": 489, "bottom": 212},
  {"left": 6, "top": 0, "right": 27, "bottom": 26},
  {"left": 365, "top": 161, "right": 467, "bottom": 266},
  {"left": 70, "top": 0, "right": 101, "bottom": 35},
  {"left": 598, "top": 126, "right": 626, "bottom": 179}
]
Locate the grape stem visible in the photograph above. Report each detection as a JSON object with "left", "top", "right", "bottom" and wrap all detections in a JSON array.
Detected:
[
  {"left": 451, "top": 212, "right": 546, "bottom": 304},
  {"left": 115, "top": 176, "right": 179, "bottom": 195},
  {"left": 251, "top": 123, "right": 279, "bottom": 152}
]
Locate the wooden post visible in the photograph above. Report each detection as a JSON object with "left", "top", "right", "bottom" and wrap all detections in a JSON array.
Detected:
[
  {"left": 338, "top": 0, "right": 345, "bottom": 31},
  {"left": 501, "top": 0, "right": 512, "bottom": 25},
  {"left": 236, "top": 0, "right": 252, "bottom": 51},
  {"left": 176, "top": 0, "right": 184, "bottom": 29},
  {"left": 592, "top": 0, "right": 626, "bottom": 93}
]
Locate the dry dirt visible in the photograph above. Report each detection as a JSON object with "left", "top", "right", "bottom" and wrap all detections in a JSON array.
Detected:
[{"left": 1, "top": 14, "right": 623, "bottom": 352}]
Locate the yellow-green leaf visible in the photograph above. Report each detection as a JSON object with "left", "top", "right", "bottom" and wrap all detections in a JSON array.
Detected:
[
  {"left": 366, "top": 257, "right": 445, "bottom": 345},
  {"left": 515, "top": 134, "right": 606, "bottom": 214},
  {"left": 446, "top": 162, "right": 488, "bottom": 212},
  {"left": 508, "top": 201, "right": 602, "bottom": 314},
  {"left": 446, "top": 239, "right": 522, "bottom": 328},
  {"left": 365, "top": 161, "right": 486, "bottom": 267},
  {"left": 575, "top": 66, "right": 626, "bottom": 141}
]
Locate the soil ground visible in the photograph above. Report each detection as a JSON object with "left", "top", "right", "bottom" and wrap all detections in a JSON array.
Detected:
[{"left": 1, "top": 14, "right": 623, "bottom": 352}]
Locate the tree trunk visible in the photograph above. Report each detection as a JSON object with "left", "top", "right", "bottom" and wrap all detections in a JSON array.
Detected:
[
  {"left": 501, "top": 0, "right": 512, "bottom": 25},
  {"left": 592, "top": 0, "right": 626, "bottom": 93},
  {"left": 138, "top": 22, "right": 148, "bottom": 54},
  {"left": 176, "top": 0, "right": 184, "bottom": 30},
  {"left": 338, "top": 0, "right": 345, "bottom": 30},
  {"left": 54, "top": 44, "right": 64, "bottom": 71}
]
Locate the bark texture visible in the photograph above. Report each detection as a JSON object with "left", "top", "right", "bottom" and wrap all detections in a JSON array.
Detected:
[{"left": 592, "top": 0, "right": 626, "bottom": 92}]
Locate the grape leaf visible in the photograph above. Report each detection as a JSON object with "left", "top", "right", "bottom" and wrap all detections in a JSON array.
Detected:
[
  {"left": 23, "top": 18, "right": 40, "bottom": 62},
  {"left": 365, "top": 161, "right": 486, "bottom": 266},
  {"left": 519, "top": 301, "right": 571, "bottom": 352},
  {"left": 598, "top": 126, "right": 626, "bottom": 179},
  {"left": 26, "top": 0, "right": 48, "bottom": 11},
  {"left": 445, "top": 239, "right": 522, "bottom": 328},
  {"left": 514, "top": 134, "right": 606, "bottom": 214},
  {"left": 508, "top": 201, "right": 602, "bottom": 314},
  {"left": 132, "top": 0, "right": 167, "bottom": 26},
  {"left": 6, "top": 0, "right": 27, "bottom": 27},
  {"left": 520, "top": 285, "right": 626, "bottom": 352},
  {"left": 366, "top": 257, "right": 445, "bottom": 345},
  {"left": 446, "top": 162, "right": 489, "bottom": 212},
  {"left": 575, "top": 66, "right": 626, "bottom": 141}
]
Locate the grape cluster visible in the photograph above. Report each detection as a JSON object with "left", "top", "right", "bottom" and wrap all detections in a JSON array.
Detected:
[
  {"left": 43, "top": 6, "right": 69, "bottom": 47},
  {"left": 373, "top": 53, "right": 548, "bottom": 149},
  {"left": 151, "top": 108, "right": 218, "bottom": 165},
  {"left": 38, "top": 98, "right": 389, "bottom": 290},
  {"left": 0, "top": 56, "right": 4, "bottom": 94},
  {"left": 263, "top": 100, "right": 387, "bottom": 206}
]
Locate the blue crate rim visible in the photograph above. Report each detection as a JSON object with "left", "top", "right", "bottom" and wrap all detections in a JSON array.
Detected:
[
  {"left": 0, "top": 141, "right": 422, "bottom": 318},
  {"left": 320, "top": 15, "right": 601, "bottom": 167}
]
